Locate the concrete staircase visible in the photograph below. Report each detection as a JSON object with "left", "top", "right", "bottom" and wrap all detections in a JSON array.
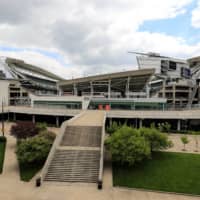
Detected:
[
  {"left": 44, "top": 125, "right": 102, "bottom": 183},
  {"left": 44, "top": 149, "right": 100, "bottom": 183},
  {"left": 41, "top": 111, "right": 105, "bottom": 186}
]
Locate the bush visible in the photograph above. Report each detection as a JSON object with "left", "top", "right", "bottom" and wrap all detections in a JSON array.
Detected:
[
  {"left": 38, "top": 130, "right": 56, "bottom": 142},
  {"left": 36, "top": 122, "right": 47, "bottom": 132},
  {"left": 16, "top": 133, "right": 55, "bottom": 164},
  {"left": 158, "top": 122, "right": 171, "bottom": 133},
  {"left": 0, "top": 136, "right": 6, "bottom": 142},
  {"left": 139, "top": 127, "right": 173, "bottom": 152},
  {"left": 106, "top": 121, "right": 121, "bottom": 134},
  {"left": 105, "top": 125, "right": 173, "bottom": 166},
  {"left": 11, "top": 121, "right": 39, "bottom": 139},
  {"left": 105, "top": 125, "right": 151, "bottom": 165},
  {"left": 181, "top": 136, "right": 189, "bottom": 151}
]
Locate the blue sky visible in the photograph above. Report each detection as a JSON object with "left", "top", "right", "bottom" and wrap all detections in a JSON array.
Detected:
[{"left": 139, "top": 1, "right": 200, "bottom": 45}]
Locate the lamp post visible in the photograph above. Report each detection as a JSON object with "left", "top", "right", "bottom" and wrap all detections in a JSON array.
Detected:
[{"left": 1, "top": 100, "right": 4, "bottom": 137}]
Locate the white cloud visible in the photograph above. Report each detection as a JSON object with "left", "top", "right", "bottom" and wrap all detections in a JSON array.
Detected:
[
  {"left": 191, "top": 0, "right": 200, "bottom": 28},
  {"left": 0, "top": 0, "right": 198, "bottom": 78}
]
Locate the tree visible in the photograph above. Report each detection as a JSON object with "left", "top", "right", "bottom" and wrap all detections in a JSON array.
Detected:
[
  {"left": 16, "top": 132, "right": 55, "bottom": 164},
  {"left": 105, "top": 125, "right": 151, "bottom": 166},
  {"left": 139, "top": 127, "right": 173, "bottom": 152},
  {"left": 39, "top": 130, "right": 56, "bottom": 142},
  {"left": 158, "top": 122, "right": 171, "bottom": 133},
  {"left": 181, "top": 136, "right": 189, "bottom": 151},
  {"left": 106, "top": 121, "right": 121, "bottom": 134},
  {"left": 192, "top": 132, "right": 199, "bottom": 152},
  {"left": 36, "top": 122, "right": 47, "bottom": 132},
  {"left": 11, "top": 121, "right": 39, "bottom": 139}
]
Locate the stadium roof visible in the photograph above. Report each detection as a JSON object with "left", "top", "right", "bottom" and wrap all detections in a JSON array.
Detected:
[
  {"left": 59, "top": 68, "right": 155, "bottom": 86},
  {"left": 6, "top": 57, "right": 63, "bottom": 81}
]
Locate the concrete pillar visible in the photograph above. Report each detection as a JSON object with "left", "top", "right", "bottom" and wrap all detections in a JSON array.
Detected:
[
  {"left": 126, "top": 77, "right": 130, "bottom": 98},
  {"left": 139, "top": 119, "right": 143, "bottom": 128},
  {"left": 73, "top": 83, "right": 77, "bottom": 96},
  {"left": 173, "top": 84, "right": 176, "bottom": 108},
  {"left": 108, "top": 80, "right": 111, "bottom": 99},
  {"left": 162, "top": 80, "right": 166, "bottom": 98},
  {"left": 177, "top": 119, "right": 181, "bottom": 131},
  {"left": 32, "top": 115, "right": 35, "bottom": 124},
  {"left": 56, "top": 116, "right": 59, "bottom": 127},
  {"left": 198, "top": 86, "right": 200, "bottom": 104},
  {"left": 109, "top": 118, "right": 112, "bottom": 126},
  {"left": 146, "top": 85, "right": 150, "bottom": 98},
  {"left": 13, "top": 113, "right": 16, "bottom": 121},
  {"left": 90, "top": 81, "right": 94, "bottom": 96}
]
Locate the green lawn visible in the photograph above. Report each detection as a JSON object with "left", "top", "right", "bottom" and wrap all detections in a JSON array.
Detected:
[
  {"left": 19, "top": 162, "right": 44, "bottom": 181},
  {"left": 0, "top": 138, "right": 6, "bottom": 173},
  {"left": 113, "top": 152, "right": 200, "bottom": 195}
]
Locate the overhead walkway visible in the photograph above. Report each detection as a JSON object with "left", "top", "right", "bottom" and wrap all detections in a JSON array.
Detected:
[{"left": 40, "top": 110, "right": 106, "bottom": 188}]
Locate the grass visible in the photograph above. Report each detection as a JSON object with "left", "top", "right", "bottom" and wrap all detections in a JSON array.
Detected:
[
  {"left": 113, "top": 152, "right": 200, "bottom": 195},
  {"left": 19, "top": 162, "right": 44, "bottom": 181},
  {"left": 0, "top": 137, "right": 6, "bottom": 173}
]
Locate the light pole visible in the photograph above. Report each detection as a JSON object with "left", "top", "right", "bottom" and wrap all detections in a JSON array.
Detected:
[{"left": 1, "top": 100, "right": 4, "bottom": 137}]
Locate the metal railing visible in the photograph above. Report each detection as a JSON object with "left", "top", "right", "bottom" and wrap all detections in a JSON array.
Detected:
[
  {"left": 97, "top": 112, "right": 106, "bottom": 189},
  {"left": 38, "top": 111, "right": 85, "bottom": 185}
]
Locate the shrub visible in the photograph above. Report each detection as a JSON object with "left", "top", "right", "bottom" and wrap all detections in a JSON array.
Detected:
[
  {"left": 11, "top": 121, "right": 39, "bottom": 139},
  {"left": 106, "top": 121, "right": 121, "bottom": 134},
  {"left": 105, "top": 125, "right": 151, "bottom": 166},
  {"left": 16, "top": 133, "right": 55, "bottom": 164},
  {"left": 0, "top": 136, "right": 6, "bottom": 142},
  {"left": 158, "top": 122, "right": 171, "bottom": 133},
  {"left": 38, "top": 130, "right": 56, "bottom": 142},
  {"left": 105, "top": 125, "right": 173, "bottom": 166},
  {"left": 181, "top": 136, "right": 189, "bottom": 151},
  {"left": 36, "top": 122, "right": 47, "bottom": 132},
  {"left": 139, "top": 127, "right": 173, "bottom": 152}
]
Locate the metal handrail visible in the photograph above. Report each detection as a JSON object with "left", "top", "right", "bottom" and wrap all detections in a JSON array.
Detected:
[
  {"left": 97, "top": 112, "right": 106, "bottom": 189},
  {"left": 39, "top": 111, "right": 85, "bottom": 184}
]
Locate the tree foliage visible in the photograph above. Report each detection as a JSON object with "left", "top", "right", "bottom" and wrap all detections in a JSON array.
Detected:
[
  {"left": 11, "top": 121, "right": 39, "bottom": 139},
  {"left": 16, "top": 131, "right": 56, "bottom": 164},
  {"left": 139, "top": 127, "right": 173, "bottom": 152},
  {"left": 36, "top": 122, "right": 47, "bottom": 132},
  {"left": 105, "top": 126, "right": 151, "bottom": 165},
  {"left": 181, "top": 136, "right": 189, "bottom": 151},
  {"left": 158, "top": 122, "right": 171, "bottom": 133},
  {"left": 105, "top": 125, "right": 173, "bottom": 166},
  {"left": 106, "top": 121, "right": 122, "bottom": 134}
]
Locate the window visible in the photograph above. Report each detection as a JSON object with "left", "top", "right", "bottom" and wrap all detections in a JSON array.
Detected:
[{"left": 169, "top": 61, "right": 176, "bottom": 70}]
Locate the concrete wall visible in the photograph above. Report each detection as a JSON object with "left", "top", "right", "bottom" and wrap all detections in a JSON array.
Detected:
[{"left": 0, "top": 80, "right": 10, "bottom": 106}]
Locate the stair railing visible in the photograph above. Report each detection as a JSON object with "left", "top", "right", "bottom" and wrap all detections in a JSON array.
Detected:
[
  {"left": 38, "top": 111, "right": 85, "bottom": 185},
  {"left": 97, "top": 111, "right": 106, "bottom": 189}
]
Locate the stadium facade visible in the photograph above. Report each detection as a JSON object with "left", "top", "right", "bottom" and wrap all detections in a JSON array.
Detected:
[{"left": 0, "top": 53, "right": 200, "bottom": 111}]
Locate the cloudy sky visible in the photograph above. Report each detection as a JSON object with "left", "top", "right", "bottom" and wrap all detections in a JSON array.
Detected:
[{"left": 1, "top": 0, "right": 200, "bottom": 78}]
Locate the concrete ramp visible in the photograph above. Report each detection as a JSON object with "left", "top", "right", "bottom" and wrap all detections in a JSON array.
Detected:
[{"left": 40, "top": 111, "right": 106, "bottom": 187}]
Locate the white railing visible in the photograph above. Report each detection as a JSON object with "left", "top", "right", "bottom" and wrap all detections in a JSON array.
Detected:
[
  {"left": 97, "top": 112, "right": 106, "bottom": 189},
  {"left": 39, "top": 111, "right": 85, "bottom": 184}
]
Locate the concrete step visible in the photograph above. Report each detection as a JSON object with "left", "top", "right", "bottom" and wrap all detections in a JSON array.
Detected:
[
  {"left": 44, "top": 149, "right": 100, "bottom": 183},
  {"left": 60, "top": 126, "right": 102, "bottom": 147}
]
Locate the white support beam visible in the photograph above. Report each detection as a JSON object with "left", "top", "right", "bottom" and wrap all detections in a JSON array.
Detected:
[
  {"left": 108, "top": 79, "right": 111, "bottom": 99},
  {"left": 73, "top": 83, "right": 77, "bottom": 96},
  {"left": 126, "top": 77, "right": 130, "bottom": 98},
  {"left": 90, "top": 81, "right": 94, "bottom": 96}
]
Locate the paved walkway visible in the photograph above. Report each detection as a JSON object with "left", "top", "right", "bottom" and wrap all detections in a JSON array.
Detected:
[
  {"left": 167, "top": 134, "right": 200, "bottom": 154},
  {"left": 69, "top": 110, "right": 105, "bottom": 126},
  {"left": 2, "top": 123, "right": 19, "bottom": 180}
]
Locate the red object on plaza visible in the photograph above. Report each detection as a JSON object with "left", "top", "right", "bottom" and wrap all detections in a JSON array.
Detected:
[
  {"left": 98, "top": 104, "right": 103, "bottom": 110},
  {"left": 105, "top": 104, "right": 110, "bottom": 110}
]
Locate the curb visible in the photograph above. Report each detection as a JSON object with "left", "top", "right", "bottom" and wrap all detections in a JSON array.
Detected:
[{"left": 114, "top": 186, "right": 200, "bottom": 198}]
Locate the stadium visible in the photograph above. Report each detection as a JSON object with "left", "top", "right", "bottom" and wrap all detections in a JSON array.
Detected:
[{"left": 1, "top": 53, "right": 200, "bottom": 188}]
